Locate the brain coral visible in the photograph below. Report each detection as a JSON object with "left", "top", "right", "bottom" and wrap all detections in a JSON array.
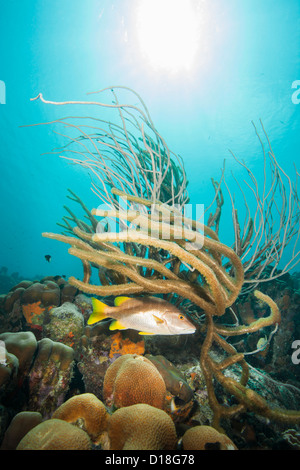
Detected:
[
  {"left": 182, "top": 425, "right": 237, "bottom": 450},
  {"left": 103, "top": 354, "right": 166, "bottom": 409},
  {"left": 108, "top": 404, "right": 177, "bottom": 450},
  {"left": 16, "top": 419, "right": 92, "bottom": 450},
  {"left": 52, "top": 393, "right": 109, "bottom": 443}
]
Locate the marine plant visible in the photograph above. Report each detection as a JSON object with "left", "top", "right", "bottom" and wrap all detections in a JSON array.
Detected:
[{"left": 28, "top": 86, "right": 300, "bottom": 430}]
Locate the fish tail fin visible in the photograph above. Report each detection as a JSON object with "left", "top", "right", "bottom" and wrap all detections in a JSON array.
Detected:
[{"left": 87, "top": 298, "right": 108, "bottom": 325}]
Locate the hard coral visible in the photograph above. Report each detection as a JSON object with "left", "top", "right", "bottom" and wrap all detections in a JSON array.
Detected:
[
  {"left": 103, "top": 354, "right": 166, "bottom": 410},
  {"left": 0, "top": 332, "right": 37, "bottom": 411},
  {"left": 0, "top": 411, "right": 42, "bottom": 450},
  {"left": 27, "top": 338, "right": 74, "bottom": 417},
  {"left": 77, "top": 327, "right": 144, "bottom": 397},
  {"left": 0, "top": 276, "right": 79, "bottom": 333},
  {"left": 182, "top": 425, "right": 237, "bottom": 450},
  {"left": 21, "top": 281, "right": 60, "bottom": 327},
  {"left": 43, "top": 302, "right": 84, "bottom": 350},
  {"left": 0, "top": 352, "right": 19, "bottom": 399},
  {"left": 52, "top": 393, "right": 109, "bottom": 444},
  {"left": 77, "top": 327, "right": 124, "bottom": 398},
  {"left": 0, "top": 331, "right": 37, "bottom": 374},
  {"left": 16, "top": 418, "right": 92, "bottom": 450},
  {"left": 108, "top": 404, "right": 177, "bottom": 450}
]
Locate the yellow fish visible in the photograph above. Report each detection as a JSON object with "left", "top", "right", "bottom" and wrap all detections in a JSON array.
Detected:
[{"left": 87, "top": 296, "right": 196, "bottom": 336}]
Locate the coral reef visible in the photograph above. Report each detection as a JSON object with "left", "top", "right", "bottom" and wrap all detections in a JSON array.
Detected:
[
  {"left": 0, "top": 331, "right": 37, "bottom": 406},
  {"left": 52, "top": 393, "right": 109, "bottom": 444},
  {"left": 279, "top": 428, "right": 300, "bottom": 450},
  {"left": 0, "top": 331, "right": 37, "bottom": 375},
  {"left": 77, "top": 328, "right": 144, "bottom": 398},
  {"left": 103, "top": 354, "right": 166, "bottom": 410},
  {"left": 145, "top": 354, "right": 194, "bottom": 422},
  {"left": 16, "top": 418, "right": 92, "bottom": 450},
  {"left": 0, "top": 332, "right": 74, "bottom": 423},
  {"left": 101, "top": 352, "right": 195, "bottom": 423},
  {"left": 0, "top": 351, "right": 19, "bottom": 399},
  {"left": 26, "top": 338, "right": 74, "bottom": 417},
  {"left": 181, "top": 425, "right": 237, "bottom": 450},
  {"left": 0, "top": 411, "right": 42, "bottom": 450},
  {"left": 21, "top": 280, "right": 61, "bottom": 325},
  {"left": 0, "top": 276, "right": 78, "bottom": 335},
  {"left": 107, "top": 403, "right": 177, "bottom": 450},
  {"left": 1, "top": 87, "right": 298, "bottom": 450},
  {"left": 43, "top": 302, "right": 84, "bottom": 350}
]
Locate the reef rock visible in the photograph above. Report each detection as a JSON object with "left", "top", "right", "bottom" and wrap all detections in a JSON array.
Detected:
[
  {"left": 77, "top": 327, "right": 145, "bottom": 399},
  {"left": 43, "top": 302, "right": 84, "bottom": 350}
]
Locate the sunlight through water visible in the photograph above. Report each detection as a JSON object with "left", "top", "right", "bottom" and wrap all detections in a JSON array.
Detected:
[{"left": 136, "top": 0, "right": 201, "bottom": 73}]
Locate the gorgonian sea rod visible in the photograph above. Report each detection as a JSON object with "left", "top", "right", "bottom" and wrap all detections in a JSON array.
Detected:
[{"left": 27, "top": 86, "right": 300, "bottom": 430}]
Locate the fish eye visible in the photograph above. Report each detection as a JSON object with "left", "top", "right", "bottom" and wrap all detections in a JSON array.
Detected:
[{"left": 179, "top": 315, "right": 184, "bottom": 320}]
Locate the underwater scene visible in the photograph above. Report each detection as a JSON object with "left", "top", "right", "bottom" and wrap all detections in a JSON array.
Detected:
[{"left": 1, "top": 0, "right": 300, "bottom": 453}]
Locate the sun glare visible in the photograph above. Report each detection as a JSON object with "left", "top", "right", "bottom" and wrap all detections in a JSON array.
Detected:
[{"left": 136, "top": 0, "right": 200, "bottom": 73}]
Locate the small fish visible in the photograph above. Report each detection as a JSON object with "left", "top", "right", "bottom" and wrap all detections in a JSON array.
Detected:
[
  {"left": 87, "top": 296, "right": 196, "bottom": 336},
  {"left": 257, "top": 335, "right": 268, "bottom": 351},
  {"left": 45, "top": 255, "right": 51, "bottom": 262}
]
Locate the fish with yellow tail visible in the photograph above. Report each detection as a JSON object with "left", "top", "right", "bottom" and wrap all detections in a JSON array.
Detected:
[{"left": 87, "top": 296, "right": 196, "bottom": 335}]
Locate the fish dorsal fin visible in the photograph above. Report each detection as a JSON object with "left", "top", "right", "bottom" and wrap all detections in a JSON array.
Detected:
[
  {"left": 138, "top": 331, "right": 155, "bottom": 335},
  {"left": 109, "top": 320, "right": 127, "bottom": 331},
  {"left": 114, "top": 296, "right": 131, "bottom": 307},
  {"left": 152, "top": 314, "right": 164, "bottom": 324}
]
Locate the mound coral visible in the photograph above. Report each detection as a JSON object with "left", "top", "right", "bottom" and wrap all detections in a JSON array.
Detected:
[
  {"left": 52, "top": 393, "right": 109, "bottom": 444},
  {"left": 27, "top": 338, "right": 74, "bottom": 417},
  {"left": 108, "top": 403, "right": 177, "bottom": 450},
  {"left": 0, "top": 411, "right": 42, "bottom": 450},
  {"left": 0, "top": 282, "right": 30, "bottom": 333},
  {"left": 103, "top": 354, "right": 166, "bottom": 409},
  {"left": 16, "top": 418, "right": 92, "bottom": 450},
  {"left": 21, "top": 280, "right": 60, "bottom": 327},
  {"left": 181, "top": 425, "right": 237, "bottom": 450},
  {"left": 0, "top": 276, "right": 79, "bottom": 334},
  {"left": 0, "top": 331, "right": 37, "bottom": 401},
  {"left": 0, "top": 331, "right": 37, "bottom": 375},
  {"left": 0, "top": 351, "right": 18, "bottom": 397}
]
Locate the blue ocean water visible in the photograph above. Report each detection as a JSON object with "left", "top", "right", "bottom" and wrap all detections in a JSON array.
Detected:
[{"left": 0, "top": 0, "right": 299, "bottom": 282}]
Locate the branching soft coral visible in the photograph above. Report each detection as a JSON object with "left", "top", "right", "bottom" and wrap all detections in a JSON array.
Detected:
[{"left": 28, "top": 86, "right": 300, "bottom": 431}]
